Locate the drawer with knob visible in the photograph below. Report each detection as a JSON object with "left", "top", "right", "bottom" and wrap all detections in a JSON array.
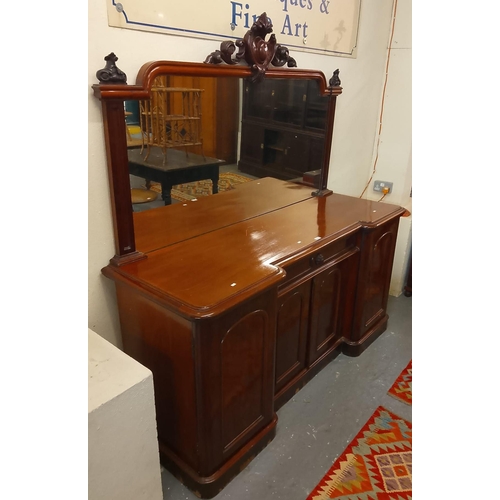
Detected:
[
  {"left": 278, "top": 233, "right": 358, "bottom": 292},
  {"left": 310, "top": 234, "right": 358, "bottom": 267}
]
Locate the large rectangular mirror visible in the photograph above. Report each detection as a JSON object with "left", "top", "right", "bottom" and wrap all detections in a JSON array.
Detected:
[
  {"left": 93, "top": 53, "right": 341, "bottom": 265},
  {"left": 124, "top": 75, "right": 329, "bottom": 213}
]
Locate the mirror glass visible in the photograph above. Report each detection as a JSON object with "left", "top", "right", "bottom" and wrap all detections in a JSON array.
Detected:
[{"left": 124, "top": 74, "right": 328, "bottom": 214}]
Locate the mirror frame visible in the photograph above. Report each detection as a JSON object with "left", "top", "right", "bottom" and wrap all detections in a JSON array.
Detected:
[{"left": 92, "top": 17, "right": 342, "bottom": 266}]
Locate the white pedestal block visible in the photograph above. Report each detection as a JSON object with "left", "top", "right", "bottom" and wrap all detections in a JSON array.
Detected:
[{"left": 88, "top": 329, "right": 163, "bottom": 500}]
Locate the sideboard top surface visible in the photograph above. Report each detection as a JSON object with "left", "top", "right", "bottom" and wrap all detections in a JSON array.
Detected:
[
  {"left": 133, "top": 177, "right": 314, "bottom": 253},
  {"left": 105, "top": 179, "right": 404, "bottom": 318}
]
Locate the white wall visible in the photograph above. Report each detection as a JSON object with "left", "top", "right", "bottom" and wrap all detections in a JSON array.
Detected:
[
  {"left": 365, "top": 0, "right": 412, "bottom": 207},
  {"left": 89, "top": 0, "right": 410, "bottom": 345},
  {"left": 363, "top": 0, "right": 412, "bottom": 295}
]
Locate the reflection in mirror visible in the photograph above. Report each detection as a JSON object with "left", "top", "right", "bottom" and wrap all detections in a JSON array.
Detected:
[
  {"left": 239, "top": 78, "right": 327, "bottom": 186},
  {"left": 125, "top": 75, "right": 327, "bottom": 213},
  {"left": 126, "top": 74, "right": 249, "bottom": 212}
]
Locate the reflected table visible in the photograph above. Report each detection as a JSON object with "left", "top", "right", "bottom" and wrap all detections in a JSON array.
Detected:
[{"left": 128, "top": 148, "right": 225, "bottom": 205}]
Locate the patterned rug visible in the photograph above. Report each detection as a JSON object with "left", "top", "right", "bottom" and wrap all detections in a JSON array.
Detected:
[
  {"left": 306, "top": 406, "right": 412, "bottom": 500},
  {"left": 387, "top": 361, "right": 412, "bottom": 405},
  {"left": 148, "top": 172, "right": 253, "bottom": 202}
]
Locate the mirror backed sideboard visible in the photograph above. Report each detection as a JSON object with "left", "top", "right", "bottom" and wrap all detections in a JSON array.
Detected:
[{"left": 92, "top": 16, "right": 404, "bottom": 498}]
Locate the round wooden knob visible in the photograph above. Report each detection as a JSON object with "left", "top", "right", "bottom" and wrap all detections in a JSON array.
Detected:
[{"left": 313, "top": 254, "right": 324, "bottom": 266}]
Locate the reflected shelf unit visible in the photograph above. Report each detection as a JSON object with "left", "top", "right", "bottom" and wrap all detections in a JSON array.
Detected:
[
  {"left": 238, "top": 78, "right": 329, "bottom": 181},
  {"left": 138, "top": 76, "right": 205, "bottom": 162}
]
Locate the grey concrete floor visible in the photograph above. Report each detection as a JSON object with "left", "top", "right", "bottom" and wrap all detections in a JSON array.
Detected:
[{"left": 161, "top": 294, "right": 412, "bottom": 500}]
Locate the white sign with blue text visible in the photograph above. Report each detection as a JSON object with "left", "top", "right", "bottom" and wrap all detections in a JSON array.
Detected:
[{"left": 106, "top": 0, "right": 361, "bottom": 57}]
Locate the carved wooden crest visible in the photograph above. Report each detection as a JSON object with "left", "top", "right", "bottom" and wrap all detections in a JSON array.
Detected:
[
  {"left": 204, "top": 12, "right": 296, "bottom": 82},
  {"left": 96, "top": 52, "right": 127, "bottom": 85}
]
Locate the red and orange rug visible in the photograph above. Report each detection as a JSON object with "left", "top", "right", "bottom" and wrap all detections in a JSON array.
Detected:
[
  {"left": 306, "top": 406, "right": 412, "bottom": 500},
  {"left": 387, "top": 361, "right": 412, "bottom": 405}
]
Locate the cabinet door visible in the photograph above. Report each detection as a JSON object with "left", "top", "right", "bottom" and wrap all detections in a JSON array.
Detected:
[
  {"left": 213, "top": 77, "right": 240, "bottom": 163},
  {"left": 240, "top": 122, "right": 264, "bottom": 164},
  {"left": 307, "top": 254, "right": 358, "bottom": 365},
  {"left": 196, "top": 289, "right": 276, "bottom": 476},
  {"left": 272, "top": 79, "right": 307, "bottom": 127},
  {"left": 307, "top": 136, "right": 325, "bottom": 172},
  {"left": 351, "top": 219, "right": 400, "bottom": 343},
  {"left": 245, "top": 81, "right": 273, "bottom": 121},
  {"left": 283, "top": 132, "right": 312, "bottom": 177},
  {"left": 304, "top": 80, "right": 328, "bottom": 131},
  {"left": 275, "top": 281, "right": 311, "bottom": 395}
]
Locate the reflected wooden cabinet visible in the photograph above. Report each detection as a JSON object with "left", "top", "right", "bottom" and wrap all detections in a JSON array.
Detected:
[
  {"left": 239, "top": 121, "right": 264, "bottom": 166},
  {"left": 238, "top": 79, "right": 328, "bottom": 180}
]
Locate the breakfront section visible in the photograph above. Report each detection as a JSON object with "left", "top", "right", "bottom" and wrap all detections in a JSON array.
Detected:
[
  {"left": 272, "top": 211, "right": 402, "bottom": 408},
  {"left": 273, "top": 233, "right": 360, "bottom": 409}
]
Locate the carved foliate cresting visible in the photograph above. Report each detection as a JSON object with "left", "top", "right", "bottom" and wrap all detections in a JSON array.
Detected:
[{"left": 204, "top": 12, "right": 297, "bottom": 82}]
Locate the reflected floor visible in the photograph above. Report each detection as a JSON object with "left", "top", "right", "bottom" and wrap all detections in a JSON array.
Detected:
[{"left": 130, "top": 163, "right": 257, "bottom": 212}]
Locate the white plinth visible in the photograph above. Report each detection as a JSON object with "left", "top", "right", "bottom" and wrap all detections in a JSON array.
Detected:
[{"left": 88, "top": 329, "right": 163, "bottom": 500}]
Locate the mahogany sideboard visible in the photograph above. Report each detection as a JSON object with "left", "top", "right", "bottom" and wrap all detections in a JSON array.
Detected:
[
  {"left": 102, "top": 177, "right": 404, "bottom": 497},
  {"left": 93, "top": 20, "right": 404, "bottom": 496}
]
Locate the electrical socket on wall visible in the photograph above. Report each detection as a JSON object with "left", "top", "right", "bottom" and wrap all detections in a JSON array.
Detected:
[{"left": 373, "top": 180, "right": 393, "bottom": 194}]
